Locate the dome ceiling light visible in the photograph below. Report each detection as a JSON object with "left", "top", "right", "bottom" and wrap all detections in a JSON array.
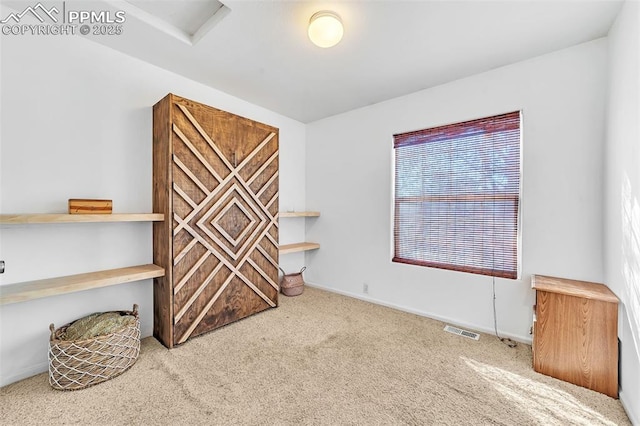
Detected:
[{"left": 308, "top": 11, "right": 344, "bottom": 48}]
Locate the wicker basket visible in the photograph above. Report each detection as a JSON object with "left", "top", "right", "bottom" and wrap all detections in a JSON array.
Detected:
[
  {"left": 279, "top": 267, "right": 306, "bottom": 297},
  {"left": 48, "top": 304, "right": 141, "bottom": 391}
]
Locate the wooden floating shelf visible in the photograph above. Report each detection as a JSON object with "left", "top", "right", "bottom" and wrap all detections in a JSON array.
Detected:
[
  {"left": 0, "top": 264, "right": 165, "bottom": 305},
  {"left": 279, "top": 242, "right": 320, "bottom": 255},
  {"left": 0, "top": 213, "right": 164, "bottom": 224},
  {"left": 279, "top": 211, "right": 320, "bottom": 218}
]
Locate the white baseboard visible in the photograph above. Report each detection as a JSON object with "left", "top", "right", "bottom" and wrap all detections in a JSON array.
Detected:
[
  {"left": 620, "top": 390, "right": 639, "bottom": 426},
  {"left": 305, "top": 281, "right": 533, "bottom": 345},
  {"left": 0, "top": 361, "right": 48, "bottom": 388}
]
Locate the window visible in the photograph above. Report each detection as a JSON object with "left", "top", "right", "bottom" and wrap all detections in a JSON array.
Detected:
[{"left": 393, "top": 111, "right": 521, "bottom": 279}]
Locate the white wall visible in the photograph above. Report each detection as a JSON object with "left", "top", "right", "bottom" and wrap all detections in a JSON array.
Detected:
[
  {"left": 604, "top": 0, "right": 640, "bottom": 422},
  {"left": 0, "top": 13, "right": 306, "bottom": 386},
  {"left": 305, "top": 39, "right": 607, "bottom": 343}
]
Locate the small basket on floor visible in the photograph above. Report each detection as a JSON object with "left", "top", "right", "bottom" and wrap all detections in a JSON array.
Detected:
[
  {"left": 279, "top": 267, "right": 306, "bottom": 297},
  {"left": 48, "top": 304, "right": 141, "bottom": 391}
]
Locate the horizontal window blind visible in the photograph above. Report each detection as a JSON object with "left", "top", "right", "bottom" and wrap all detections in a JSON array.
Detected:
[{"left": 393, "top": 111, "right": 521, "bottom": 279}]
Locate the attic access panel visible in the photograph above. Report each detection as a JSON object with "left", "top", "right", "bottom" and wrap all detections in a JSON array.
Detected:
[{"left": 122, "top": 0, "right": 229, "bottom": 44}]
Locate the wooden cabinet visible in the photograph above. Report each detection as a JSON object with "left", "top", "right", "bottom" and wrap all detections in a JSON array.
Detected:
[
  {"left": 532, "top": 275, "right": 619, "bottom": 398},
  {"left": 153, "top": 94, "right": 279, "bottom": 348}
]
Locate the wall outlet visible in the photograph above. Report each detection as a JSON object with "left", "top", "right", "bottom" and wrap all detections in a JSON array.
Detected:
[{"left": 363, "top": 283, "right": 369, "bottom": 294}]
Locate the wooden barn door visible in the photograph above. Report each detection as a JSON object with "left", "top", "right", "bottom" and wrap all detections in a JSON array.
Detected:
[{"left": 154, "top": 94, "right": 279, "bottom": 347}]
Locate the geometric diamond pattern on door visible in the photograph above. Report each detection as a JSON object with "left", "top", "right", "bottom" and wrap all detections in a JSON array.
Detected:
[{"left": 153, "top": 94, "right": 279, "bottom": 348}]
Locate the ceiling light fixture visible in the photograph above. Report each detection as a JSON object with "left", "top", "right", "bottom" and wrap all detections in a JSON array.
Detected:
[{"left": 308, "top": 11, "right": 343, "bottom": 48}]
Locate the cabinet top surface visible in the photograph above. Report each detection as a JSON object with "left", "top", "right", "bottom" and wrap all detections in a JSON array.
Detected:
[
  {"left": 158, "top": 93, "right": 279, "bottom": 134},
  {"left": 531, "top": 275, "right": 618, "bottom": 303}
]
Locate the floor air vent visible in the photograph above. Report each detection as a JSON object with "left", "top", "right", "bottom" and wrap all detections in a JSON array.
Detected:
[{"left": 444, "top": 325, "right": 480, "bottom": 340}]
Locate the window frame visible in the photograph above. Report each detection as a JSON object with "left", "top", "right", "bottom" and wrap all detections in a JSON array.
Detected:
[{"left": 391, "top": 111, "right": 523, "bottom": 280}]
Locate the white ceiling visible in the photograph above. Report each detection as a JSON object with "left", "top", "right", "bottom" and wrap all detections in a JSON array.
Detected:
[{"left": 77, "top": 0, "right": 623, "bottom": 123}]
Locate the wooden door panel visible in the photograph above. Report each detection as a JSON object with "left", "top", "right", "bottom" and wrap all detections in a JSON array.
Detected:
[
  {"left": 168, "top": 96, "right": 278, "bottom": 345},
  {"left": 190, "top": 276, "right": 271, "bottom": 337}
]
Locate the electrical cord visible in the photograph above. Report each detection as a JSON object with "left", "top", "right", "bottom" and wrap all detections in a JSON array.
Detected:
[
  {"left": 493, "top": 277, "right": 517, "bottom": 348},
  {"left": 490, "top": 138, "right": 516, "bottom": 349},
  {"left": 489, "top": 131, "right": 516, "bottom": 349}
]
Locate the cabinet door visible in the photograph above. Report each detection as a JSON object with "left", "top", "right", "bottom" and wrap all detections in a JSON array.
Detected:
[
  {"left": 533, "top": 290, "right": 618, "bottom": 398},
  {"left": 169, "top": 97, "right": 279, "bottom": 345}
]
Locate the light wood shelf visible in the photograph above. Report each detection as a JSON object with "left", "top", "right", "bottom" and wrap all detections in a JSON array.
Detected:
[
  {"left": 279, "top": 211, "right": 321, "bottom": 218},
  {"left": 279, "top": 242, "right": 320, "bottom": 255},
  {"left": 0, "top": 213, "right": 164, "bottom": 224},
  {"left": 0, "top": 264, "right": 165, "bottom": 305},
  {"left": 278, "top": 211, "right": 320, "bottom": 255}
]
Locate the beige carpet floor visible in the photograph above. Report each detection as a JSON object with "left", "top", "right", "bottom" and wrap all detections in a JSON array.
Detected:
[{"left": 0, "top": 287, "right": 631, "bottom": 425}]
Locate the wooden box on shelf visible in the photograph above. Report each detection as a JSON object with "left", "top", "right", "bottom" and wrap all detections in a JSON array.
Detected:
[
  {"left": 532, "top": 274, "right": 619, "bottom": 398},
  {"left": 68, "top": 199, "right": 113, "bottom": 214}
]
